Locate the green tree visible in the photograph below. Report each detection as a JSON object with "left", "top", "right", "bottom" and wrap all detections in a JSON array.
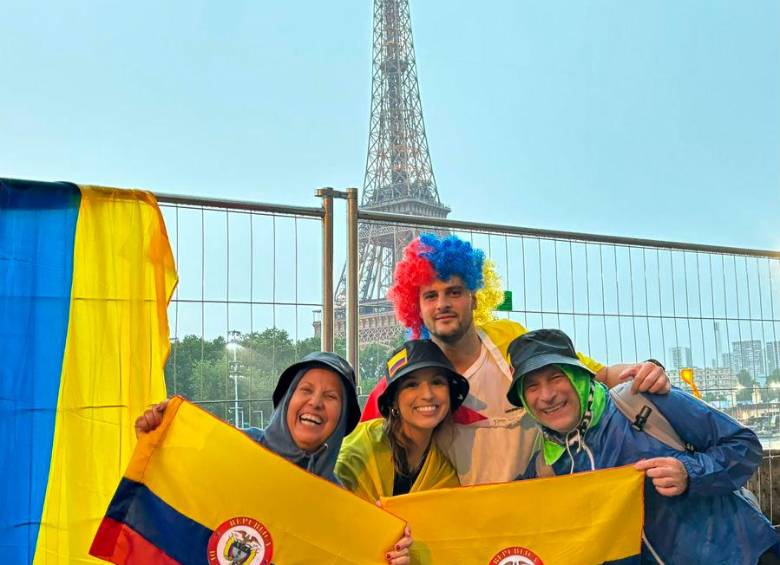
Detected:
[
  {"left": 334, "top": 336, "right": 346, "bottom": 359},
  {"left": 392, "top": 328, "right": 408, "bottom": 348},
  {"left": 736, "top": 369, "right": 754, "bottom": 402},
  {"left": 764, "top": 369, "right": 780, "bottom": 401},
  {"left": 189, "top": 358, "right": 231, "bottom": 420},
  {"left": 358, "top": 343, "right": 392, "bottom": 394},
  {"left": 296, "top": 336, "right": 322, "bottom": 359},
  {"left": 703, "top": 391, "right": 726, "bottom": 403},
  {"left": 165, "top": 335, "right": 226, "bottom": 398},
  {"left": 241, "top": 328, "right": 297, "bottom": 377},
  {"left": 164, "top": 328, "right": 426, "bottom": 427}
]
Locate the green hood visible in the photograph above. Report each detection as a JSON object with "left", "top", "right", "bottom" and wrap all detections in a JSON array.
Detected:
[{"left": 515, "top": 364, "right": 607, "bottom": 465}]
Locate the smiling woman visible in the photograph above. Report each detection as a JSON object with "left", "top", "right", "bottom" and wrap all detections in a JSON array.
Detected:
[
  {"left": 247, "top": 352, "right": 360, "bottom": 483},
  {"left": 336, "top": 340, "right": 469, "bottom": 500},
  {"left": 285, "top": 367, "right": 344, "bottom": 453}
]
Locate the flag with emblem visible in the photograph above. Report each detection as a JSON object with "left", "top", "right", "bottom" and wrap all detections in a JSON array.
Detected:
[
  {"left": 381, "top": 465, "right": 644, "bottom": 564},
  {"left": 90, "top": 397, "right": 406, "bottom": 565}
]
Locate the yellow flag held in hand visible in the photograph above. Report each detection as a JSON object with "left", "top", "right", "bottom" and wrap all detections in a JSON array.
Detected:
[
  {"left": 382, "top": 466, "right": 644, "bottom": 565},
  {"left": 91, "top": 397, "right": 406, "bottom": 565}
]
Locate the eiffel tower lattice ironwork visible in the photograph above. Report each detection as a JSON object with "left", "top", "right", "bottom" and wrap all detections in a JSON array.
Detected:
[{"left": 334, "top": 0, "right": 450, "bottom": 345}]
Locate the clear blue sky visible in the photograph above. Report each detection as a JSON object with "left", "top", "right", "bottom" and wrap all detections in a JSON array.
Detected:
[{"left": 2, "top": 0, "right": 779, "bottom": 250}]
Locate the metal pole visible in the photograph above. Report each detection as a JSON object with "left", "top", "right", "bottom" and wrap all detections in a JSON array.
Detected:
[
  {"left": 227, "top": 330, "right": 242, "bottom": 427},
  {"left": 154, "top": 191, "right": 325, "bottom": 219},
  {"left": 316, "top": 188, "right": 334, "bottom": 352},
  {"left": 346, "top": 188, "right": 359, "bottom": 386},
  {"left": 357, "top": 209, "right": 780, "bottom": 259},
  {"left": 233, "top": 347, "right": 239, "bottom": 427}
]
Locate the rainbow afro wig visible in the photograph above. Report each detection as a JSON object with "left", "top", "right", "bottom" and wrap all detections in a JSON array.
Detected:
[{"left": 387, "top": 233, "right": 505, "bottom": 338}]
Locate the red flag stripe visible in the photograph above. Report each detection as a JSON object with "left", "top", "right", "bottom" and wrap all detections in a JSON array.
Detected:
[
  {"left": 452, "top": 405, "right": 489, "bottom": 425},
  {"left": 90, "top": 517, "right": 181, "bottom": 565}
]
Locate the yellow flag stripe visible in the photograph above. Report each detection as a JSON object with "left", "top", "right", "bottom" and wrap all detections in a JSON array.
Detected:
[{"left": 34, "top": 187, "right": 176, "bottom": 564}]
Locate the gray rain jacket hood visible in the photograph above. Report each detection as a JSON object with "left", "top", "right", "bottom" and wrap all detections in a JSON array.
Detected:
[{"left": 246, "top": 368, "right": 348, "bottom": 484}]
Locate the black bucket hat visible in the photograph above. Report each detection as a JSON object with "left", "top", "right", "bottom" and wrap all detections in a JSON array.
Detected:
[
  {"left": 506, "top": 329, "right": 594, "bottom": 407},
  {"left": 377, "top": 340, "right": 469, "bottom": 418},
  {"left": 273, "top": 351, "right": 360, "bottom": 434}
]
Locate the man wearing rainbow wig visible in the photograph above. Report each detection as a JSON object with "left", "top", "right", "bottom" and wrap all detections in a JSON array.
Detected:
[{"left": 361, "top": 233, "right": 671, "bottom": 486}]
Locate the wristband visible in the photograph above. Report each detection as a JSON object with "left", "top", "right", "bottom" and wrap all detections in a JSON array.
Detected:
[{"left": 645, "top": 358, "right": 665, "bottom": 371}]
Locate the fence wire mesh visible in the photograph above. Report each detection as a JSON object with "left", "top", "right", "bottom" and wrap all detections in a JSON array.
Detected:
[
  {"left": 158, "top": 198, "right": 324, "bottom": 432},
  {"left": 356, "top": 216, "right": 780, "bottom": 524}
]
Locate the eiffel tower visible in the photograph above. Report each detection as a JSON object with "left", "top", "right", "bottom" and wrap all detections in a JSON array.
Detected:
[{"left": 334, "top": 0, "right": 450, "bottom": 345}]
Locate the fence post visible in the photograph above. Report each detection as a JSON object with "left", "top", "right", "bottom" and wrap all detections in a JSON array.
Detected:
[
  {"left": 316, "top": 188, "right": 334, "bottom": 352},
  {"left": 346, "top": 188, "right": 360, "bottom": 386}
]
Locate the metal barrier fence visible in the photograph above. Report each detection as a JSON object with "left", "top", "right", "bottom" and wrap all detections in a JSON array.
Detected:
[
  {"left": 155, "top": 189, "right": 780, "bottom": 525},
  {"left": 156, "top": 192, "right": 329, "bottom": 430}
]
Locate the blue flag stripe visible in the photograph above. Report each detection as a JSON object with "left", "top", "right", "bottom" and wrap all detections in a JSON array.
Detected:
[
  {"left": 0, "top": 178, "right": 80, "bottom": 564},
  {"left": 105, "top": 478, "right": 214, "bottom": 565}
]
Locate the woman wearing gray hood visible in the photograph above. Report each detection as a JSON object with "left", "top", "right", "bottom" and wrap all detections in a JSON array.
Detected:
[
  {"left": 244, "top": 351, "right": 360, "bottom": 484},
  {"left": 135, "top": 351, "right": 412, "bottom": 564}
]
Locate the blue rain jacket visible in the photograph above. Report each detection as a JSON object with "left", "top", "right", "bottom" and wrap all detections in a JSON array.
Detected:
[{"left": 522, "top": 387, "right": 778, "bottom": 564}]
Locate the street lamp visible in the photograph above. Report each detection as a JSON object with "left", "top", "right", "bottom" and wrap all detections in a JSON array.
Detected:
[{"left": 226, "top": 330, "right": 244, "bottom": 427}]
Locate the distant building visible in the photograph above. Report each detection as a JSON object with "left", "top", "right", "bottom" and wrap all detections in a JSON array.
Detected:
[
  {"left": 766, "top": 340, "right": 780, "bottom": 375},
  {"left": 730, "top": 340, "right": 765, "bottom": 377},
  {"left": 669, "top": 346, "right": 693, "bottom": 371}
]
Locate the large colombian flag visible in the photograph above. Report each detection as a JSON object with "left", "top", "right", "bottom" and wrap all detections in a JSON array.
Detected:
[
  {"left": 0, "top": 178, "right": 176, "bottom": 565},
  {"left": 90, "top": 396, "right": 406, "bottom": 564}
]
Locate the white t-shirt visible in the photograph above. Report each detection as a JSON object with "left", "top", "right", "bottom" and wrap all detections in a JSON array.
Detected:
[{"left": 439, "top": 330, "right": 540, "bottom": 486}]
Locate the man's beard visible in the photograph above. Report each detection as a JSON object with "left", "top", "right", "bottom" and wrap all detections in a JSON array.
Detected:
[{"left": 429, "top": 315, "right": 472, "bottom": 345}]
